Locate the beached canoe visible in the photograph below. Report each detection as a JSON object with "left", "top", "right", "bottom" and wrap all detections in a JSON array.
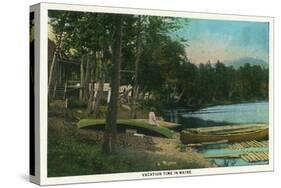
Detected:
[
  {"left": 180, "top": 124, "right": 268, "bottom": 144},
  {"left": 77, "top": 119, "right": 175, "bottom": 138},
  {"left": 154, "top": 119, "right": 180, "bottom": 128}
]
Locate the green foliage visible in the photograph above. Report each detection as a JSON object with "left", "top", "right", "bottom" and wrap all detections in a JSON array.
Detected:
[
  {"left": 184, "top": 61, "right": 268, "bottom": 105},
  {"left": 67, "top": 99, "right": 87, "bottom": 108},
  {"left": 144, "top": 60, "right": 268, "bottom": 108},
  {"left": 48, "top": 10, "right": 269, "bottom": 110}
]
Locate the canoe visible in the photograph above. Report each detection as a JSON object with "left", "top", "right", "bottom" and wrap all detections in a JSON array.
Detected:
[
  {"left": 156, "top": 120, "right": 181, "bottom": 128},
  {"left": 77, "top": 119, "right": 174, "bottom": 138},
  {"left": 180, "top": 125, "right": 268, "bottom": 144},
  {"left": 126, "top": 119, "right": 180, "bottom": 128}
]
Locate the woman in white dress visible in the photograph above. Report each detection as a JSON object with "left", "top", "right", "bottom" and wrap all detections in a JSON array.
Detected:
[{"left": 148, "top": 111, "right": 159, "bottom": 127}]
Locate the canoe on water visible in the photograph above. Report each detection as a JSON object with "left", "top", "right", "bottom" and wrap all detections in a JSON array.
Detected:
[{"left": 180, "top": 124, "right": 268, "bottom": 144}]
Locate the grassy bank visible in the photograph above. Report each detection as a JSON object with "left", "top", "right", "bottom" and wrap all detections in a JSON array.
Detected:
[{"left": 48, "top": 112, "right": 212, "bottom": 177}]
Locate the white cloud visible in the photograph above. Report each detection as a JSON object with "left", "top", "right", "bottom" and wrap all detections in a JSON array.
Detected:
[{"left": 186, "top": 33, "right": 268, "bottom": 64}]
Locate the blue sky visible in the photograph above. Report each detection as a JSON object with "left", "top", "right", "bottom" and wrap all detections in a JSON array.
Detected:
[{"left": 175, "top": 18, "right": 269, "bottom": 64}]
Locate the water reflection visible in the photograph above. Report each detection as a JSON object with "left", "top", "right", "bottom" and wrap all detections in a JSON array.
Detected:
[
  {"left": 164, "top": 102, "right": 269, "bottom": 130},
  {"left": 164, "top": 102, "right": 270, "bottom": 167}
]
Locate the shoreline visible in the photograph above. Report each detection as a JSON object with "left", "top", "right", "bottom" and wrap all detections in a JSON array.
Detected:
[
  {"left": 47, "top": 115, "right": 214, "bottom": 177},
  {"left": 163, "top": 100, "right": 269, "bottom": 113},
  {"left": 47, "top": 105, "right": 268, "bottom": 177}
]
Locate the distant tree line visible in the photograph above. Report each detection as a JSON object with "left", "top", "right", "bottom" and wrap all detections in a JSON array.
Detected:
[{"left": 145, "top": 61, "right": 269, "bottom": 110}]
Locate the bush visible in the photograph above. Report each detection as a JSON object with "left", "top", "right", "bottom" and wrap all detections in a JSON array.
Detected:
[{"left": 67, "top": 99, "right": 87, "bottom": 109}]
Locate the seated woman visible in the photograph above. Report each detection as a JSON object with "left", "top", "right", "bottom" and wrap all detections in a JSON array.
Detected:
[{"left": 148, "top": 110, "right": 160, "bottom": 127}]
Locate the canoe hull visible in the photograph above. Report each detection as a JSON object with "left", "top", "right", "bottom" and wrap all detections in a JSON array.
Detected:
[{"left": 180, "top": 127, "right": 268, "bottom": 144}]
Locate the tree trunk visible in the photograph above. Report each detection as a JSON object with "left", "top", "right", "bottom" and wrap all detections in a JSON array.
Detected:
[
  {"left": 92, "top": 79, "right": 104, "bottom": 118},
  {"left": 83, "top": 55, "right": 90, "bottom": 101},
  {"left": 130, "top": 16, "right": 142, "bottom": 119},
  {"left": 93, "top": 55, "right": 108, "bottom": 117},
  {"left": 87, "top": 81, "right": 94, "bottom": 113},
  {"left": 79, "top": 56, "right": 85, "bottom": 101},
  {"left": 175, "top": 88, "right": 185, "bottom": 103},
  {"left": 87, "top": 55, "right": 97, "bottom": 114},
  {"left": 48, "top": 33, "right": 62, "bottom": 97},
  {"left": 58, "top": 63, "right": 62, "bottom": 87},
  {"left": 52, "top": 80, "right": 57, "bottom": 98},
  {"left": 103, "top": 16, "right": 123, "bottom": 154}
]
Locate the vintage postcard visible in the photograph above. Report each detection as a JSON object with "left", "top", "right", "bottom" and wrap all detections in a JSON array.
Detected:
[{"left": 30, "top": 3, "right": 274, "bottom": 185}]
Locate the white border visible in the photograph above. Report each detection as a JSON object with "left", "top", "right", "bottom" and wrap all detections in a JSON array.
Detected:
[
  {"left": 34, "top": 2, "right": 274, "bottom": 185},
  {"left": 30, "top": 4, "right": 41, "bottom": 185}
]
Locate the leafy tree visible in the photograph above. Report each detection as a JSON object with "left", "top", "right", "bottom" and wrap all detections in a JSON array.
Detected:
[
  {"left": 48, "top": 10, "right": 269, "bottom": 155},
  {"left": 103, "top": 15, "right": 124, "bottom": 154}
]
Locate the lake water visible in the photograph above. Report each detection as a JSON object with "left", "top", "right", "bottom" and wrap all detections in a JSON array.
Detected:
[
  {"left": 164, "top": 101, "right": 269, "bottom": 167},
  {"left": 165, "top": 101, "right": 269, "bottom": 129}
]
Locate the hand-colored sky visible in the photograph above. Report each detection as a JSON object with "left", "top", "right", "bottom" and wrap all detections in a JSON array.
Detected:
[{"left": 175, "top": 18, "right": 269, "bottom": 64}]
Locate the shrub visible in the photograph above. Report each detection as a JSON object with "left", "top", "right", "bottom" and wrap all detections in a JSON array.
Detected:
[{"left": 67, "top": 99, "right": 87, "bottom": 109}]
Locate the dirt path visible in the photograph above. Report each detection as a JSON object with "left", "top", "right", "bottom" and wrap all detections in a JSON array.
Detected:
[{"left": 149, "top": 132, "right": 215, "bottom": 168}]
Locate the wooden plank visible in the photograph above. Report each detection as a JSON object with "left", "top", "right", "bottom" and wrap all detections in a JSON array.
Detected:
[
  {"left": 241, "top": 152, "right": 269, "bottom": 162},
  {"left": 265, "top": 153, "right": 269, "bottom": 160},
  {"left": 232, "top": 143, "right": 239, "bottom": 149},
  {"left": 235, "top": 144, "right": 240, "bottom": 149},
  {"left": 251, "top": 152, "right": 259, "bottom": 162},
  {"left": 250, "top": 140, "right": 256, "bottom": 147},
  {"left": 249, "top": 141, "right": 256, "bottom": 147},
  {"left": 243, "top": 142, "right": 249, "bottom": 147},
  {"left": 255, "top": 153, "right": 262, "bottom": 161},
  {"left": 258, "top": 152, "right": 264, "bottom": 160},
  {"left": 257, "top": 141, "right": 263, "bottom": 147},
  {"left": 243, "top": 142, "right": 247, "bottom": 147},
  {"left": 241, "top": 155, "right": 248, "bottom": 162},
  {"left": 232, "top": 144, "right": 237, "bottom": 149},
  {"left": 204, "top": 153, "right": 240, "bottom": 159},
  {"left": 261, "top": 153, "right": 267, "bottom": 160},
  {"left": 253, "top": 140, "right": 261, "bottom": 147},
  {"left": 262, "top": 153, "right": 266, "bottom": 161},
  {"left": 262, "top": 152, "right": 268, "bottom": 160},
  {"left": 243, "top": 155, "right": 251, "bottom": 162},
  {"left": 240, "top": 143, "right": 245, "bottom": 147},
  {"left": 259, "top": 153, "right": 265, "bottom": 160},
  {"left": 259, "top": 141, "right": 265, "bottom": 147},
  {"left": 262, "top": 142, "right": 268, "bottom": 147},
  {"left": 201, "top": 140, "right": 229, "bottom": 145},
  {"left": 248, "top": 153, "right": 257, "bottom": 162},
  {"left": 188, "top": 140, "right": 228, "bottom": 147}
]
